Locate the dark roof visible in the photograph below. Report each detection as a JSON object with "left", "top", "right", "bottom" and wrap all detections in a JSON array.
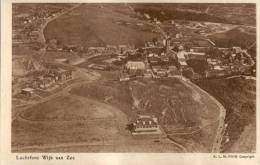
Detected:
[{"left": 148, "top": 56, "right": 160, "bottom": 62}]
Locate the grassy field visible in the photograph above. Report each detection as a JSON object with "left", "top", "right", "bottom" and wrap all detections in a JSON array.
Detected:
[
  {"left": 14, "top": 140, "right": 183, "bottom": 153},
  {"left": 12, "top": 95, "right": 129, "bottom": 150},
  {"left": 12, "top": 76, "right": 221, "bottom": 152},
  {"left": 196, "top": 77, "right": 256, "bottom": 153},
  {"left": 70, "top": 77, "right": 221, "bottom": 152},
  {"left": 43, "top": 4, "right": 159, "bottom": 48},
  {"left": 20, "top": 96, "right": 114, "bottom": 121}
]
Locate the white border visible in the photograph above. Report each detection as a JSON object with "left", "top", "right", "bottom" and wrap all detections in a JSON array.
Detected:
[{"left": 1, "top": 1, "right": 259, "bottom": 165}]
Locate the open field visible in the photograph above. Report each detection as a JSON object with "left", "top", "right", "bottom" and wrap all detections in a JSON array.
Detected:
[
  {"left": 12, "top": 94, "right": 129, "bottom": 151},
  {"left": 12, "top": 75, "right": 222, "bottom": 152},
  {"left": 196, "top": 77, "right": 256, "bottom": 153},
  {"left": 44, "top": 4, "right": 159, "bottom": 48},
  {"left": 12, "top": 93, "right": 182, "bottom": 152},
  {"left": 70, "top": 77, "right": 221, "bottom": 152},
  {"left": 13, "top": 140, "right": 183, "bottom": 153}
]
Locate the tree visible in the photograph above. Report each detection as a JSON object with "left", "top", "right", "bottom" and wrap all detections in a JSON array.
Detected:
[
  {"left": 182, "top": 67, "right": 194, "bottom": 79},
  {"left": 152, "top": 37, "right": 158, "bottom": 45}
]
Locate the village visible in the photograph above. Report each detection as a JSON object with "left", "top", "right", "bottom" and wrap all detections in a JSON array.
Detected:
[
  {"left": 12, "top": 4, "right": 74, "bottom": 50},
  {"left": 11, "top": 3, "right": 256, "bottom": 148},
  {"left": 15, "top": 19, "right": 256, "bottom": 136}
]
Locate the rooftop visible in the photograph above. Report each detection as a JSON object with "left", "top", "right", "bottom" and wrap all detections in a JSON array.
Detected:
[
  {"left": 133, "top": 115, "right": 158, "bottom": 127},
  {"left": 126, "top": 61, "right": 145, "bottom": 69},
  {"left": 22, "top": 88, "right": 34, "bottom": 92}
]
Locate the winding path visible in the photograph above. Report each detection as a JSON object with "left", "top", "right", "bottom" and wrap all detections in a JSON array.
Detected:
[{"left": 39, "top": 3, "right": 82, "bottom": 44}]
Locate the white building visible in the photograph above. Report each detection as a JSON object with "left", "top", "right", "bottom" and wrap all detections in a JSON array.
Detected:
[{"left": 131, "top": 115, "right": 161, "bottom": 135}]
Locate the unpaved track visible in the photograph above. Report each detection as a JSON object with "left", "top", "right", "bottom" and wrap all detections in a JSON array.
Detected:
[
  {"left": 39, "top": 4, "right": 82, "bottom": 44},
  {"left": 13, "top": 68, "right": 100, "bottom": 118},
  {"left": 176, "top": 76, "right": 226, "bottom": 153}
]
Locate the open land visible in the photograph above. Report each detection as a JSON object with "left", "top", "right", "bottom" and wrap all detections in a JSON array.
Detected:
[
  {"left": 43, "top": 4, "right": 160, "bottom": 47},
  {"left": 12, "top": 75, "right": 222, "bottom": 152}
]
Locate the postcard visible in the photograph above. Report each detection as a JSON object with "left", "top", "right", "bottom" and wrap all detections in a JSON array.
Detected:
[{"left": 1, "top": 0, "right": 259, "bottom": 164}]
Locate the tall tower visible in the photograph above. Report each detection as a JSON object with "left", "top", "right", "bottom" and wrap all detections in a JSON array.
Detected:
[{"left": 165, "top": 36, "right": 171, "bottom": 53}]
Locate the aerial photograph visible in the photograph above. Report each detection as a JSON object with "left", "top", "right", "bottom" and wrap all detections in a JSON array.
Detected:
[{"left": 12, "top": 3, "right": 256, "bottom": 153}]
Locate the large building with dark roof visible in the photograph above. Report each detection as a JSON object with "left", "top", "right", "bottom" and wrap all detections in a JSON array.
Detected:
[{"left": 131, "top": 115, "right": 161, "bottom": 135}]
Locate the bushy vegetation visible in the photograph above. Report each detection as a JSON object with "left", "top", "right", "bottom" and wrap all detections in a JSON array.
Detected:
[
  {"left": 132, "top": 3, "right": 255, "bottom": 25},
  {"left": 134, "top": 5, "right": 227, "bottom": 23},
  {"left": 196, "top": 77, "right": 256, "bottom": 152}
]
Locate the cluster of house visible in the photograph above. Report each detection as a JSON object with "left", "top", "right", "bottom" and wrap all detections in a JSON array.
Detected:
[
  {"left": 33, "top": 69, "right": 72, "bottom": 89},
  {"left": 47, "top": 43, "right": 136, "bottom": 57},
  {"left": 119, "top": 37, "right": 185, "bottom": 80},
  {"left": 221, "top": 47, "right": 254, "bottom": 66},
  {"left": 176, "top": 48, "right": 206, "bottom": 66},
  {"left": 113, "top": 20, "right": 146, "bottom": 28},
  {"left": 89, "top": 44, "right": 135, "bottom": 54},
  {"left": 20, "top": 68, "right": 73, "bottom": 96},
  {"left": 119, "top": 32, "right": 256, "bottom": 81},
  {"left": 13, "top": 5, "right": 68, "bottom": 51},
  {"left": 205, "top": 47, "right": 255, "bottom": 78}
]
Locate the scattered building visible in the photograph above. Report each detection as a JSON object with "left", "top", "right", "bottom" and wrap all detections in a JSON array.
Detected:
[
  {"left": 31, "top": 68, "right": 73, "bottom": 90},
  {"left": 168, "top": 65, "right": 181, "bottom": 76},
  {"left": 136, "top": 23, "right": 144, "bottom": 26},
  {"left": 49, "top": 69, "right": 72, "bottom": 81},
  {"left": 177, "top": 51, "right": 188, "bottom": 68},
  {"left": 152, "top": 66, "right": 168, "bottom": 77},
  {"left": 119, "top": 73, "right": 130, "bottom": 81},
  {"left": 144, "top": 70, "right": 153, "bottom": 78},
  {"left": 88, "top": 64, "right": 108, "bottom": 70},
  {"left": 38, "top": 77, "right": 55, "bottom": 89},
  {"left": 148, "top": 56, "right": 160, "bottom": 65},
  {"left": 88, "top": 47, "right": 106, "bottom": 53},
  {"left": 21, "top": 87, "right": 34, "bottom": 96},
  {"left": 144, "top": 13, "right": 151, "bottom": 19},
  {"left": 190, "top": 47, "right": 208, "bottom": 53},
  {"left": 176, "top": 33, "right": 183, "bottom": 39},
  {"left": 185, "top": 52, "right": 206, "bottom": 60}
]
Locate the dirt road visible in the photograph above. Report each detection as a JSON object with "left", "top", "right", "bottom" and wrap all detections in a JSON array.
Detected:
[
  {"left": 12, "top": 68, "right": 100, "bottom": 118},
  {"left": 39, "top": 3, "right": 82, "bottom": 44},
  {"left": 176, "top": 76, "right": 226, "bottom": 153}
]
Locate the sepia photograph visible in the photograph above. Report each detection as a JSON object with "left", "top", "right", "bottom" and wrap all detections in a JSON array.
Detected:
[{"left": 11, "top": 3, "right": 256, "bottom": 153}]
